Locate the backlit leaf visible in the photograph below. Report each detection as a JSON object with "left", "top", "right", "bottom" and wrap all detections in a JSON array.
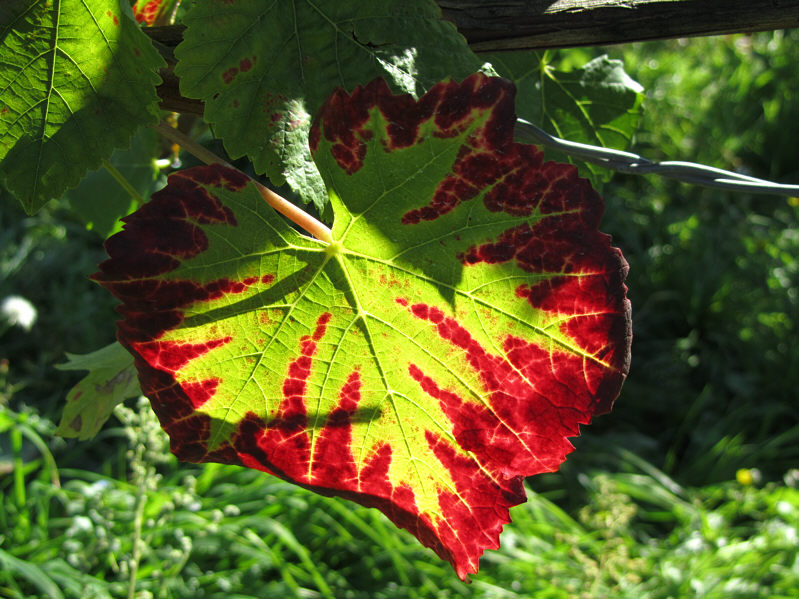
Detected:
[
  {"left": 0, "top": 0, "right": 164, "bottom": 213},
  {"left": 174, "top": 0, "right": 481, "bottom": 208},
  {"left": 93, "top": 74, "right": 631, "bottom": 578}
]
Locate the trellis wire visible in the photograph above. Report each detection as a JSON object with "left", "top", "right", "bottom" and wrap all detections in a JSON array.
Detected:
[{"left": 515, "top": 119, "right": 799, "bottom": 197}]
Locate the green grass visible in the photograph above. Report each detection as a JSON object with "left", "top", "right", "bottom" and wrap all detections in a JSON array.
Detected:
[
  {"left": 2, "top": 31, "right": 799, "bottom": 598},
  {"left": 1, "top": 401, "right": 796, "bottom": 598}
]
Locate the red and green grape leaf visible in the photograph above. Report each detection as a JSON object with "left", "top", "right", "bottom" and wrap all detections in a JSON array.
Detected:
[
  {"left": 173, "top": 0, "right": 481, "bottom": 209},
  {"left": 0, "top": 0, "right": 165, "bottom": 214},
  {"left": 93, "top": 75, "right": 631, "bottom": 578},
  {"left": 56, "top": 342, "right": 140, "bottom": 440}
]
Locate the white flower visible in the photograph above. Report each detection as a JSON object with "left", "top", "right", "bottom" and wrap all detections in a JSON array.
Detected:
[{"left": 1, "top": 295, "right": 37, "bottom": 331}]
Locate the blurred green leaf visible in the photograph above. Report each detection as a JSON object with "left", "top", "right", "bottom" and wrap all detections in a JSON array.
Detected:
[{"left": 0, "top": 547, "right": 64, "bottom": 599}]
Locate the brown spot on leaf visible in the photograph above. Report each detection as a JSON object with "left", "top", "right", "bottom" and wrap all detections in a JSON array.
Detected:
[{"left": 222, "top": 67, "right": 238, "bottom": 84}]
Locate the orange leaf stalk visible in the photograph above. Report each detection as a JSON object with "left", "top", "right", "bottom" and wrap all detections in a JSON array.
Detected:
[{"left": 152, "top": 121, "right": 333, "bottom": 244}]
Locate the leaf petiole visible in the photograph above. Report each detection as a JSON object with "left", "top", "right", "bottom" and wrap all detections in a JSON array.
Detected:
[
  {"left": 152, "top": 121, "right": 333, "bottom": 244},
  {"left": 102, "top": 158, "right": 147, "bottom": 206}
]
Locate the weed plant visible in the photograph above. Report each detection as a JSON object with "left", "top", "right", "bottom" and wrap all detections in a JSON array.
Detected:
[{"left": 1, "top": 31, "right": 798, "bottom": 598}]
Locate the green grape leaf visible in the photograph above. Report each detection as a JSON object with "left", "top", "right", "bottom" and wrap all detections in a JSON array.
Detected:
[
  {"left": 489, "top": 52, "right": 644, "bottom": 184},
  {"left": 0, "top": 0, "right": 165, "bottom": 214},
  {"left": 56, "top": 342, "right": 140, "bottom": 440},
  {"left": 174, "top": 0, "right": 481, "bottom": 208},
  {"left": 93, "top": 75, "right": 631, "bottom": 578}
]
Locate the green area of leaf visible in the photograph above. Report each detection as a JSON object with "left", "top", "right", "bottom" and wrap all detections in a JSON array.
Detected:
[
  {"left": 64, "top": 127, "right": 161, "bottom": 238},
  {"left": 0, "top": 0, "right": 165, "bottom": 214},
  {"left": 488, "top": 52, "right": 644, "bottom": 185},
  {"left": 174, "top": 0, "right": 481, "bottom": 208},
  {"left": 55, "top": 342, "right": 140, "bottom": 440}
]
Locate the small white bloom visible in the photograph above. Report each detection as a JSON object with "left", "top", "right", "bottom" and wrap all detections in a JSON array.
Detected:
[
  {"left": 71, "top": 516, "right": 93, "bottom": 533},
  {"left": 86, "top": 479, "right": 111, "bottom": 498},
  {"left": 683, "top": 532, "right": 706, "bottom": 553},
  {"left": 1, "top": 295, "right": 37, "bottom": 331}
]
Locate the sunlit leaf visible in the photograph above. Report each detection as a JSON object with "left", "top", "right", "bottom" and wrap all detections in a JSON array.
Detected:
[
  {"left": 0, "top": 0, "right": 164, "bottom": 213},
  {"left": 94, "top": 75, "right": 631, "bottom": 578}
]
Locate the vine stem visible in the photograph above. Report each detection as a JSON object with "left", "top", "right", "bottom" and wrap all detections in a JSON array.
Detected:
[
  {"left": 102, "top": 159, "right": 147, "bottom": 205},
  {"left": 152, "top": 121, "right": 333, "bottom": 244}
]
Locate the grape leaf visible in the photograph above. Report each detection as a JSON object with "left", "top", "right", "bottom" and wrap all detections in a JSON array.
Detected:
[
  {"left": 489, "top": 52, "right": 644, "bottom": 184},
  {"left": 0, "top": 0, "right": 164, "bottom": 214},
  {"left": 174, "top": 0, "right": 481, "bottom": 208},
  {"left": 56, "top": 342, "right": 140, "bottom": 440},
  {"left": 93, "top": 75, "right": 631, "bottom": 578}
]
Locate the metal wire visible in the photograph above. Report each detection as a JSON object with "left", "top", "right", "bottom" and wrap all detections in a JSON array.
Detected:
[{"left": 515, "top": 119, "right": 799, "bottom": 197}]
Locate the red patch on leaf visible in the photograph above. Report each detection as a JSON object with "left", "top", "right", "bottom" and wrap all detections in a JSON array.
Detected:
[
  {"left": 188, "top": 163, "right": 249, "bottom": 191},
  {"left": 132, "top": 338, "right": 232, "bottom": 374},
  {"left": 402, "top": 105, "right": 564, "bottom": 223},
  {"left": 404, "top": 301, "right": 623, "bottom": 479},
  {"left": 222, "top": 67, "right": 239, "bottom": 84},
  {"left": 182, "top": 378, "right": 222, "bottom": 409},
  {"left": 312, "top": 74, "right": 514, "bottom": 187},
  {"left": 133, "top": 0, "right": 162, "bottom": 25},
  {"left": 105, "top": 10, "right": 119, "bottom": 26},
  {"left": 459, "top": 207, "right": 630, "bottom": 381},
  {"left": 239, "top": 313, "right": 332, "bottom": 481},
  {"left": 426, "top": 431, "right": 525, "bottom": 579},
  {"left": 94, "top": 168, "right": 239, "bottom": 295},
  {"left": 309, "top": 370, "right": 362, "bottom": 485}
]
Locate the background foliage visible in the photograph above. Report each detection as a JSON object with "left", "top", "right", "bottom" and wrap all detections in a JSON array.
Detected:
[{"left": 1, "top": 22, "right": 798, "bottom": 599}]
